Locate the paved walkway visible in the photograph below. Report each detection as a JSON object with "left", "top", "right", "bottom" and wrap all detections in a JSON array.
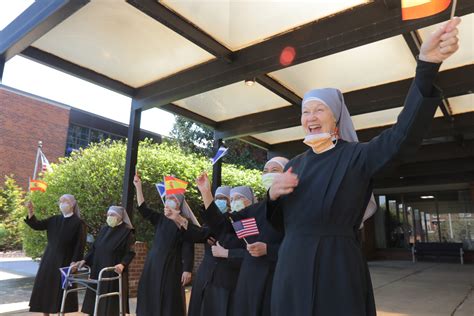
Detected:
[{"left": 1, "top": 258, "right": 472, "bottom": 315}]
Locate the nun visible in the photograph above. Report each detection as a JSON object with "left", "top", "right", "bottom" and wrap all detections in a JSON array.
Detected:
[
  {"left": 25, "top": 194, "right": 86, "bottom": 315},
  {"left": 133, "top": 174, "right": 196, "bottom": 316},
  {"left": 265, "top": 18, "right": 461, "bottom": 315},
  {"left": 196, "top": 158, "right": 287, "bottom": 316},
  {"left": 186, "top": 186, "right": 246, "bottom": 316},
  {"left": 77, "top": 206, "right": 136, "bottom": 316}
]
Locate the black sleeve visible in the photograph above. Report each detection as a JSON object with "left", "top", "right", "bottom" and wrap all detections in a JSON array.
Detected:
[
  {"left": 359, "top": 60, "right": 442, "bottom": 176},
  {"left": 181, "top": 224, "right": 212, "bottom": 243},
  {"left": 121, "top": 231, "right": 136, "bottom": 267},
  {"left": 72, "top": 220, "right": 87, "bottom": 262},
  {"left": 200, "top": 202, "right": 234, "bottom": 238},
  {"left": 137, "top": 202, "right": 162, "bottom": 226},
  {"left": 182, "top": 241, "right": 194, "bottom": 273},
  {"left": 24, "top": 215, "right": 51, "bottom": 231}
]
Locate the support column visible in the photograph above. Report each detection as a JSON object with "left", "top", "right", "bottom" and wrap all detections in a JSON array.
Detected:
[
  {"left": 0, "top": 59, "right": 5, "bottom": 83},
  {"left": 122, "top": 104, "right": 142, "bottom": 220},
  {"left": 211, "top": 137, "right": 223, "bottom": 195}
]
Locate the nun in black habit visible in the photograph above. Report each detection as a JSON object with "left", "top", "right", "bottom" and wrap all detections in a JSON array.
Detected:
[
  {"left": 77, "top": 206, "right": 136, "bottom": 316},
  {"left": 265, "top": 18, "right": 461, "bottom": 316},
  {"left": 24, "top": 194, "right": 86, "bottom": 315},
  {"left": 133, "top": 174, "right": 196, "bottom": 316},
  {"left": 187, "top": 186, "right": 246, "bottom": 316},
  {"left": 196, "top": 159, "right": 289, "bottom": 316}
]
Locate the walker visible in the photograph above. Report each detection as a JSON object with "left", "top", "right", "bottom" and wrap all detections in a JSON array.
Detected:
[{"left": 59, "top": 265, "right": 123, "bottom": 316}]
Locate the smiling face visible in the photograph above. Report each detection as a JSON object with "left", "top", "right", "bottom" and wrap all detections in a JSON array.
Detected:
[{"left": 301, "top": 101, "right": 337, "bottom": 136}]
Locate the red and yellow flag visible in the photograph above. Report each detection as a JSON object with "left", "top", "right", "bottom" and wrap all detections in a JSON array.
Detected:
[
  {"left": 402, "top": 0, "right": 451, "bottom": 20},
  {"left": 164, "top": 176, "right": 188, "bottom": 195},
  {"left": 29, "top": 179, "right": 47, "bottom": 192}
]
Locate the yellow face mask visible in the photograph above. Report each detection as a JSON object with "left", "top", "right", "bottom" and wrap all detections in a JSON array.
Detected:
[{"left": 303, "top": 132, "right": 338, "bottom": 154}]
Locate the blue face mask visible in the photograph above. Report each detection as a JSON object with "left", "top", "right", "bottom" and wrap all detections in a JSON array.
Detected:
[{"left": 215, "top": 200, "right": 228, "bottom": 213}]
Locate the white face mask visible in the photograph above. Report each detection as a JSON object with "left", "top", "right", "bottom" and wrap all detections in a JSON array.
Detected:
[
  {"left": 59, "top": 202, "right": 73, "bottom": 216},
  {"left": 165, "top": 199, "right": 179, "bottom": 211},
  {"left": 261, "top": 173, "right": 277, "bottom": 190},
  {"left": 107, "top": 216, "right": 121, "bottom": 227},
  {"left": 231, "top": 200, "right": 246, "bottom": 213}
]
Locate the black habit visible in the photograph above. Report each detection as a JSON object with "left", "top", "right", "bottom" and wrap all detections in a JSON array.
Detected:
[
  {"left": 135, "top": 202, "right": 194, "bottom": 316},
  {"left": 266, "top": 61, "right": 442, "bottom": 316},
  {"left": 81, "top": 223, "right": 135, "bottom": 315},
  {"left": 202, "top": 201, "right": 283, "bottom": 316},
  {"left": 25, "top": 214, "right": 86, "bottom": 313},
  {"left": 185, "top": 222, "right": 245, "bottom": 316}
]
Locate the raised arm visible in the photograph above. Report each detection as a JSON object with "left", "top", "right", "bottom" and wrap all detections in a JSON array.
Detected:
[
  {"left": 360, "top": 18, "right": 461, "bottom": 176},
  {"left": 24, "top": 202, "right": 52, "bottom": 231},
  {"left": 133, "top": 174, "right": 162, "bottom": 225}
]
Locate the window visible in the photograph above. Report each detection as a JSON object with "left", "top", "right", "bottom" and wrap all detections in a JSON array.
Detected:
[{"left": 66, "top": 124, "right": 124, "bottom": 156}]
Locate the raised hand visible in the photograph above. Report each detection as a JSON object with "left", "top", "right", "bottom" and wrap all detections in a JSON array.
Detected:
[
  {"left": 26, "top": 201, "right": 34, "bottom": 218},
  {"left": 133, "top": 173, "right": 142, "bottom": 190},
  {"left": 419, "top": 17, "right": 461, "bottom": 63},
  {"left": 196, "top": 172, "right": 211, "bottom": 194},
  {"left": 269, "top": 167, "right": 299, "bottom": 201}
]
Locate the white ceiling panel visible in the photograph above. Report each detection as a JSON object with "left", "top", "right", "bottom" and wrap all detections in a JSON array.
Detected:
[
  {"left": 174, "top": 81, "right": 290, "bottom": 121},
  {"left": 161, "top": 0, "right": 369, "bottom": 50},
  {"left": 32, "top": 0, "right": 214, "bottom": 88},
  {"left": 269, "top": 36, "right": 416, "bottom": 96}
]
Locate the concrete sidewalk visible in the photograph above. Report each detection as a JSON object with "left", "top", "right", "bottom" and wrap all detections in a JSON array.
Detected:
[{"left": 1, "top": 259, "right": 472, "bottom": 315}]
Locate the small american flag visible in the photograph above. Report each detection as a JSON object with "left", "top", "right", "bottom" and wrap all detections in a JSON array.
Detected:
[{"left": 232, "top": 217, "right": 259, "bottom": 239}]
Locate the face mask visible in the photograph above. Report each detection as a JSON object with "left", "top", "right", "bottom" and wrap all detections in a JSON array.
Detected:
[
  {"left": 261, "top": 173, "right": 277, "bottom": 190},
  {"left": 303, "top": 132, "right": 337, "bottom": 154},
  {"left": 107, "top": 216, "right": 120, "bottom": 227},
  {"left": 59, "top": 203, "right": 73, "bottom": 216},
  {"left": 215, "top": 200, "right": 228, "bottom": 213},
  {"left": 165, "top": 199, "right": 179, "bottom": 211},
  {"left": 231, "top": 200, "right": 246, "bottom": 213}
]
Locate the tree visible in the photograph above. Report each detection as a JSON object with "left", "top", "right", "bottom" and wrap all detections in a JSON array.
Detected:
[
  {"left": 171, "top": 116, "right": 266, "bottom": 170},
  {"left": 0, "top": 176, "right": 26, "bottom": 251}
]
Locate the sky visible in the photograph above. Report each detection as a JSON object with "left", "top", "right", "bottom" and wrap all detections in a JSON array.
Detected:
[{"left": 1, "top": 1, "right": 176, "bottom": 137}]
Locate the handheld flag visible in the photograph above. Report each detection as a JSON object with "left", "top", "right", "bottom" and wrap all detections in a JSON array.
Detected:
[
  {"left": 401, "top": 0, "right": 451, "bottom": 20},
  {"left": 211, "top": 146, "right": 229, "bottom": 165},
  {"left": 59, "top": 266, "right": 72, "bottom": 289},
  {"left": 164, "top": 176, "right": 188, "bottom": 195},
  {"left": 40, "top": 150, "right": 52, "bottom": 173},
  {"left": 29, "top": 179, "right": 47, "bottom": 192},
  {"left": 232, "top": 217, "right": 259, "bottom": 239},
  {"left": 155, "top": 182, "right": 166, "bottom": 203}
]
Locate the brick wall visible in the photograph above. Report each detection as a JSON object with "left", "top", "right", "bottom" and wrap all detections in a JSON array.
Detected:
[{"left": 0, "top": 87, "right": 70, "bottom": 189}]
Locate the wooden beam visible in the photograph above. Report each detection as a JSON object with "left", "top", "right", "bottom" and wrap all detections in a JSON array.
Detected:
[
  {"left": 255, "top": 75, "right": 302, "bottom": 106},
  {"left": 126, "top": 0, "right": 232, "bottom": 60},
  {"left": 132, "top": 0, "right": 474, "bottom": 110}
]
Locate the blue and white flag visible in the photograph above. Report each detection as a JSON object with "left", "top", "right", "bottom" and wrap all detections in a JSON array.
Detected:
[
  {"left": 155, "top": 182, "right": 166, "bottom": 203},
  {"left": 211, "top": 146, "right": 229, "bottom": 165},
  {"left": 59, "top": 266, "right": 72, "bottom": 289}
]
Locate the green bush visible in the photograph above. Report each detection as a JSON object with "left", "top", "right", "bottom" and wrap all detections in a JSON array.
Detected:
[
  {"left": 24, "top": 140, "right": 264, "bottom": 258},
  {"left": 0, "top": 176, "right": 26, "bottom": 251}
]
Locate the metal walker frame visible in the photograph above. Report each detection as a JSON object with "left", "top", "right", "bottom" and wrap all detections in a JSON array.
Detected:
[{"left": 59, "top": 265, "right": 123, "bottom": 316}]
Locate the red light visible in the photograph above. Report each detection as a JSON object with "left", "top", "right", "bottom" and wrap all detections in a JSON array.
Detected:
[{"left": 279, "top": 46, "right": 296, "bottom": 66}]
